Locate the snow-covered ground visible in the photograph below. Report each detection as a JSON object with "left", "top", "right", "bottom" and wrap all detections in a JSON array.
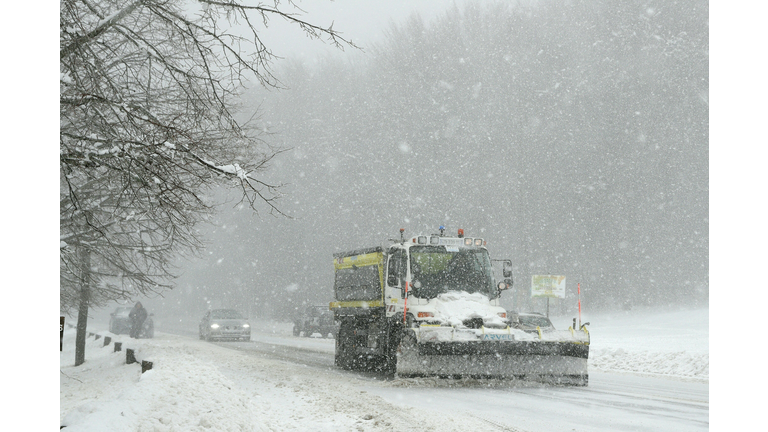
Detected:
[
  {"left": 58, "top": 306, "right": 709, "bottom": 431},
  {"left": 553, "top": 308, "right": 708, "bottom": 379}
]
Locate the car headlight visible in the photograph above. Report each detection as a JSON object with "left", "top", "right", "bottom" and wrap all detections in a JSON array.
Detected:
[
  {"left": 210, "top": 323, "right": 220, "bottom": 329},
  {"left": 243, "top": 323, "right": 250, "bottom": 328}
]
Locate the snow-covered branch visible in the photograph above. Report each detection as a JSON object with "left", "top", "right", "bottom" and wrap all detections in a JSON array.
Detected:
[{"left": 61, "top": 0, "right": 350, "bottom": 317}]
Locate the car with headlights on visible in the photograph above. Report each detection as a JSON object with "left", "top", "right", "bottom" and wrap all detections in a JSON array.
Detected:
[{"left": 199, "top": 309, "right": 251, "bottom": 341}]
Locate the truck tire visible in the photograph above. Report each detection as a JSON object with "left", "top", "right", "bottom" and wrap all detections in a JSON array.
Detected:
[
  {"left": 335, "top": 322, "right": 351, "bottom": 369},
  {"left": 334, "top": 342, "right": 345, "bottom": 368},
  {"left": 381, "top": 320, "right": 400, "bottom": 377}
]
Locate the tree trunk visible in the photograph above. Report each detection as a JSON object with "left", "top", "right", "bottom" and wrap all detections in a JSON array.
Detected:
[{"left": 74, "top": 248, "right": 91, "bottom": 367}]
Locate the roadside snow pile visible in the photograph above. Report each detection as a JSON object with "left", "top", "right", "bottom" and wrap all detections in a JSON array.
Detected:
[
  {"left": 60, "top": 329, "right": 266, "bottom": 432},
  {"left": 590, "top": 347, "right": 709, "bottom": 379},
  {"left": 59, "top": 327, "right": 496, "bottom": 431},
  {"left": 554, "top": 307, "right": 709, "bottom": 381}
]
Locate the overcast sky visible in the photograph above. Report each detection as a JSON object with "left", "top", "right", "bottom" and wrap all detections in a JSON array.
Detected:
[{"left": 256, "top": 0, "right": 461, "bottom": 63}]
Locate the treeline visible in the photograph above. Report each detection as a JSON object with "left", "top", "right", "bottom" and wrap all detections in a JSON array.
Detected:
[{"left": 236, "top": 0, "right": 707, "bottom": 314}]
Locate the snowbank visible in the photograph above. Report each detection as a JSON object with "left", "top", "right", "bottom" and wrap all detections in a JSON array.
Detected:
[
  {"left": 555, "top": 307, "right": 709, "bottom": 380},
  {"left": 590, "top": 347, "right": 709, "bottom": 379},
  {"left": 60, "top": 331, "right": 267, "bottom": 431},
  {"left": 59, "top": 328, "right": 499, "bottom": 431}
]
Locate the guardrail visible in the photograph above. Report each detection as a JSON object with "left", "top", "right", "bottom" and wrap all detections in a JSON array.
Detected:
[{"left": 64, "top": 323, "right": 153, "bottom": 372}]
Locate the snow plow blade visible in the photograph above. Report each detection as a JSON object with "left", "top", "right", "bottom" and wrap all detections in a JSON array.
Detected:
[{"left": 396, "top": 326, "right": 590, "bottom": 386}]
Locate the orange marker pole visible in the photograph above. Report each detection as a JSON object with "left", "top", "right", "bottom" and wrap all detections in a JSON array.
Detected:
[
  {"left": 578, "top": 283, "right": 582, "bottom": 328},
  {"left": 402, "top": 281, "right": 409, "bottom": 325}
]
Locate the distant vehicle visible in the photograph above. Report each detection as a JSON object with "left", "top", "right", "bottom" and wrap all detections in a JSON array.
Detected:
[
  {"left": 293, "top": 305, "right": 338, "bottom": 338},
  {"left": 109, "top": 307, "right": 132, "bottom": 334},
  {"left": 199, "top": 309, "right": 251, "bottom": 341},
  {"left": 109, "top": 306, "right": 154, "bottom": 338},
  {"left": 509, "top": 312, "right": 556, "bottom": 333}
]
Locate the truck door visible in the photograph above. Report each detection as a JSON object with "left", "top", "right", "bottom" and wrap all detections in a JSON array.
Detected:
[{"left": 386, "top": 248, "right": 407, "bottom": 298}]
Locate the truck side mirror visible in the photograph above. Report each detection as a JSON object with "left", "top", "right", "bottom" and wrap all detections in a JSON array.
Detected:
[{"left": 502, "top": 260, "right": 513, "bottom": 278}]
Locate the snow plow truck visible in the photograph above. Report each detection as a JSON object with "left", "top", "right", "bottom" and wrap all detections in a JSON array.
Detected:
[{"left": 330, "top": 228, "right": 590, "bottom": 385}]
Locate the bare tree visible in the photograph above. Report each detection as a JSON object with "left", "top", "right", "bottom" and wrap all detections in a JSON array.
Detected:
[{"left": 60, "top": 0, "right": 356, "bottom": 365}]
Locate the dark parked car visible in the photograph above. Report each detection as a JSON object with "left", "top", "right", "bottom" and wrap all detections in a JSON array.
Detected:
[
  {"left": 199, "top": 309, "right": 251, "bottom": 341},
  {"left": 293, "top": 305, "right": 338, "bottom": 338},
  {"left": 109, "top": 306, "right": 154, "bottom": 338},
  {"left": 508, "top": 312, "right": 555, "bottom": 334}
]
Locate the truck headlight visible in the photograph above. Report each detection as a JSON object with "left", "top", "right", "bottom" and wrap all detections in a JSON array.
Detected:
[
  {"left": 242, "top": 324, "right": 250, "bottom": 328},
  {"left": 210, "top": 323, "right": 220, "bottom": 329}
]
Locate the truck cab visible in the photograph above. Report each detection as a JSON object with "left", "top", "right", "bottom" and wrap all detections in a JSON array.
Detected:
[{"left": 383, "top": 232, "right": 510, "bottom": 329}]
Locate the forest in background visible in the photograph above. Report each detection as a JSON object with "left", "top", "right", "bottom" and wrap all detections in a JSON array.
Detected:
[{"left": 163, "top": 0, "right": 707, "bottom": 319}]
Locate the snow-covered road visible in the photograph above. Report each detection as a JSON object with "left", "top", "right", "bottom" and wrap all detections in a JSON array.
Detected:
[
  {"left": 220, "top": 332, "right": 708, "bottom": 432},
  {"left": 60, "top": 307, "right": 708, "bottom": 431}
]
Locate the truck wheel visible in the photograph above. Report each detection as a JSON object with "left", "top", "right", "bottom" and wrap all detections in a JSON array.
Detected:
[
  {"left": 380, "top": 321, "right": 400, "bottom": 376},
  {"left": 334, "top": 343, "right": 345, "bottom": 368},
  {"left": 335, "top": 322, "right": 353, "bottom": 370}
]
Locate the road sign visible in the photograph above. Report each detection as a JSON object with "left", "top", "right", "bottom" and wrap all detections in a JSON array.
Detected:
[{"left": 531, "top": 275, "right": 566, "bottom": 299}]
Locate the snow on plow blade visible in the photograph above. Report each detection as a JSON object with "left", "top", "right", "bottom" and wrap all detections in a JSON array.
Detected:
[{"left": 396, "top": 326, "right": 590, "bottom": 386}]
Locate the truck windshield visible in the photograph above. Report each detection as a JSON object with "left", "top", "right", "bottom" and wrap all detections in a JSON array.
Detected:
[{"left": 409, "top": 246, "right": 496, "bottom": 299}]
